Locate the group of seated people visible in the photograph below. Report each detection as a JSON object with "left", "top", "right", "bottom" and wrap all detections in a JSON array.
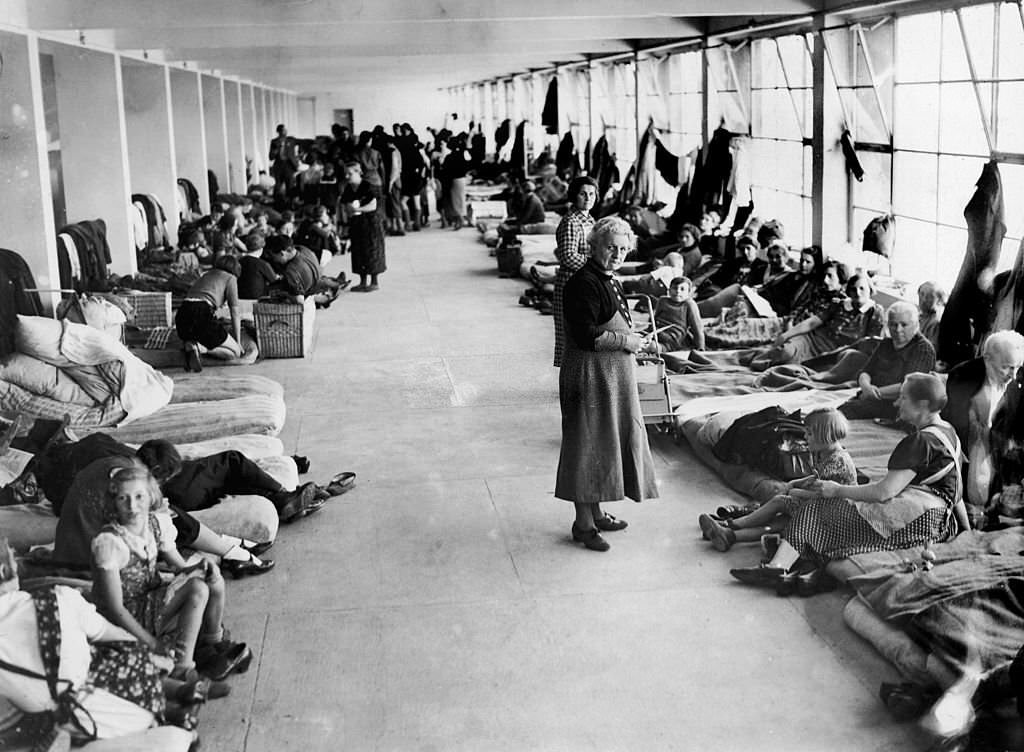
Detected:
[{"left": 0, "top": 421, "right": 357, "bottom": 750}]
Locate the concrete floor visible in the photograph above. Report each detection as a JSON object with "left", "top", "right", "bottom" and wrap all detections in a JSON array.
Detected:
[{"left": 201, "top": 227, "right": 931, "bottom": 751}]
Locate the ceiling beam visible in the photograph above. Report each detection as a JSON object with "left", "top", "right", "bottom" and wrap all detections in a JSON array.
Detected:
[
  {"left": 111, "top": 18, "right": 701, "bottom": 50},
  {"left": 23, "top": 0, "right": 818, "bottom": 30}
]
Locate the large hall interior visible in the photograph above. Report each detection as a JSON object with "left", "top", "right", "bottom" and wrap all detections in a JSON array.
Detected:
[{"left": 1, "top": 0, "right": 1024, "bottom": 750}]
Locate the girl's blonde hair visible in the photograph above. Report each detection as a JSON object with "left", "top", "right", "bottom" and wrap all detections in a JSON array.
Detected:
[
  {"left": 804, "top": 408, "right": 848, "bottom": 446},
  {"left": 103, "top": 460, "right": 161, "bottom": 523}
]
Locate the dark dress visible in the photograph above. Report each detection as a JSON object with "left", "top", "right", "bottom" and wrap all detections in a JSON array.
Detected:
[
  {"left": 555, "top": 260, "right": 659, "bottom": 503},
  {"left": 342, "top": 181, "right": 386, "bottom": 276}
]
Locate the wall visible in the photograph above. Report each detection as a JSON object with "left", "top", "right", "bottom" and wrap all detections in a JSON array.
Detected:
[{"left": 311, "top": 85, "right": 447, "bottom": 138}]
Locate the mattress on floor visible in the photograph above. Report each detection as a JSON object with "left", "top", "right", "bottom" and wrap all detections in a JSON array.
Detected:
[
  {"left": 75, "top": 374, "right": 286, "bottom": 444},
  {"left": 0, "top": 435, "right": 294, "bottom": 550}
]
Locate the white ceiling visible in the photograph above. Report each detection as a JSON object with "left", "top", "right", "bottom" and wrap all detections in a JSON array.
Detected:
[{"left": 12, "top": 0, "right": 829, "bottom": 92}]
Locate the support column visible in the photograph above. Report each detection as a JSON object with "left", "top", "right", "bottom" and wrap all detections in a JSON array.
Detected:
[
  {"left": 811, "top": 16, "right": 849, "bottom": 251},
  {"left": 255, "top": 88, "right": 269, "bottom": 175},
  {"left": 223, "top": 79, "right": 246, "bottom": 192},
  {"left": 122, "top": 60, "right": 180, "bottom": 246},
  {"left": 241, "top": 83, "right": 260, "bottom": 175},
  {"left": 202, "top": 74, "right": 229, "bottom": 199},
  {"left": 51, "top": 43, "right": 135, "bottom": 275},
  {"left": 169, "top": 68, "right": 209, "bottom": 216},
  {"left": 0, "top": 30, "right": 60, "bottom": 310}
]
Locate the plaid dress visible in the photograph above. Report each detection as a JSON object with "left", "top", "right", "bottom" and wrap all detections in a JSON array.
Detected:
[{"left": 553, "top": 209, "right": 594, "bottom": 367}]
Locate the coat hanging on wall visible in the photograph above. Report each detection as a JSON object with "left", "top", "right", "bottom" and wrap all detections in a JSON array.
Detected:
[
  {"left": 541, "top": 78, "right": 558, "bottom": 135},
  {"left": 938, "top": 160, "right": 1006, "bottom": 367}
]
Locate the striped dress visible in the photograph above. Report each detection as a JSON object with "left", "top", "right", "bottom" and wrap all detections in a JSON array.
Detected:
[{"left": 552, "top": 209, "right": 594, "bottom": 367}]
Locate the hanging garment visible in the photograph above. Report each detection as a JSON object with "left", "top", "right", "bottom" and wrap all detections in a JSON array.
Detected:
[
  {"left": 495, "top": 119, "right": 512, "bottom": 160},
  {"left": 862, "top": 214, "right": 896, "bottom": 258},
  {"left": 0, "top": 248, "right": 44, "bottom": 357},
  {"left": 541, "top": 78, "right": 559, "bottom": 135},
  {"left": 991, "top": 237, "right": 1024, "bottom": 335},
  {"left": 728, "top": 136, "right": 752, "bottom": 207},
  {"left": 654, "top": 139, "right": 681, "bottom": 186},
  {"left": 510, "top": 121, "right": 527, "bottom": 177},
  {"left": 590, "top": 135, "right": 620, "bottom": 204},
  {"left": 177, "top": 178, "right": 201, "bottom": 217},
  {"left": 841, "top": 130, "right": 865, "bottom": 182},
  {"left": 130, "top": 203, "right": 148, "bottom": 253},
  {"left": 939, "top": 161, "right": 1006, "bottom": 367},
  {"left": 625, "top": 122, "right": 659, "bottom": 207},
  {"left": 555, "top": 132, "right": 576, "bottom": 176}
]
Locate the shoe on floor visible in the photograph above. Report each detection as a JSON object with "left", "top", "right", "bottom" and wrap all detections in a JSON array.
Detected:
[
  {"left": 183, "top": 341, "right": 203, "bottom": 373},
  {"left": 730, "top": 565, "right": 786, "bottom": 587},
  {"left": 571, "top": 524, "right": 610, "bottom": 552},
  {"left": 698, "top": 515, "right": 736, "bottom": 551},
  {"left": 366, "top": 283, "right": 379, "bottom": 292},
  {"left": 594, "top": 513, "right": 627, "bottom": 532},
  {"left": 196, "top": 642, "right": 252, "bottom": 682},
  {"left": 277, "top": 482, "right": 318, "bottom": 523},
  {"left": 350, "top": 284, "right": 368, "bottom": 292}
]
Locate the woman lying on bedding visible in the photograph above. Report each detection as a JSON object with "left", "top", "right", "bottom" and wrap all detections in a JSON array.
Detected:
[
  {"left": 697, "top": 408, "right": 855, "bottom": 551},
  {"left": 731, "top": 373, "right": 969, "bottom": 588}
]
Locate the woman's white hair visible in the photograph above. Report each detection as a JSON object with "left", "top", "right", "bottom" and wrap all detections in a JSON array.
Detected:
[
  {"left": 982, "top": 330, "right": 1024, "bottom": 360},
  {"left": 587, "top": 216, "right": 635, "bottom": 250}
]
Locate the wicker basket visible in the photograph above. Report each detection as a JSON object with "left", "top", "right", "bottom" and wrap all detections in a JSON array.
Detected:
[
  {"left": 119, "top": 291, "right": 172, "bottom": 328},
  {"left": 254, "top": 299, "right": 314, "bottom": 358}
]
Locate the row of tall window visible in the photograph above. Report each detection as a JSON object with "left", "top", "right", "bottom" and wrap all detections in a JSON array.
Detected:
[{"left": 451, "top": 1, "right": 1024, "bottom": 290}]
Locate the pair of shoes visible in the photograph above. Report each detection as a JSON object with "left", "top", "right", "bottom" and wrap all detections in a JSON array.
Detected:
[
  {"left": 729, "top": 565, "right": 786, "bottom": 587},
  {"left": 594, "top": 513, "right": 627, "bottom": 532},
  {"left": 277, "top": 482, "right": 322, "bottom": 523},
  {"left": 221, "top": 554, "right": 276, "bottom": 579},
  {"left": 183, "top": 341, "right": 203, "bottom": 373},
  {"left": 698, "top": 514, "right": 736, "bottom": 552},
  {"left": 196, "top": 642, "right": 253, "bottom": 682},
  {"left": 366, "top": 283, "right": 379, "bottom": 292},
  {"left": 350, "top": 283, "right": 368, "bottom": 292},
  {"left": 325, "top": 471, "right": 356, "bottom": 496},
  {"left": 571, "top": 524, "right": 610, "bottom": 551}
]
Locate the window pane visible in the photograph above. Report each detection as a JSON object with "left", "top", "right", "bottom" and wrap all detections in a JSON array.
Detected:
[
  {"left": 996, "top": 82, "right": 1024, "bottom": 153},
  {"left": 1001, "top": 163, "right": 1024, "bottom": 240},
  {"left": 934, "top": 224, "right": 969, "bottom": 291},
  {"left": 958, "top": 4, "right": 996, "bottom": 80},
  {"left": 938, "top": 82, "right": 990, "bottom": 156},
  {"left": 998, "top": 3, "right": 1024, "bottom": 79},
  {"left": 893, "top": 84, "right": 939, "bottom": 151},
  {"left": 853, "top": 151, "right": 892, "bottom": 213},
  {"left": 852, "top": 87, "right": 889, "bottom": 145},
  {"left": 937, "top": 155, "right": 986, "bottom": 229},
  {"left": 940, "top": 11, "right": 971, "bottom": 81},
  {"left": 996, "top": 237, "right": 1022, "bottom": 276},
  {"left": 890, "top": 217, "right": 938, "bottom": 285},
  {"left": 893, "top": 151, "right": 938, "bottom": 221},
  {"left": 896, "top": 13, "right": 942, "bottom": 83}
]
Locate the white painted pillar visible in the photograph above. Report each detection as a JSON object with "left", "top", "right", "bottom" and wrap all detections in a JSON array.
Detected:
[
  {"left": 241, "top": 83, "right": 260, "bottom": 174},
  {"left": 255, "top": 88, "right": 270, "bottom": 175},
  {"left": 202, "top": 74, "right": 229, "bottom": 199},
  {"left": 0, "top": 30, "right": 60, "bottom": 311},
  {"left": 297, "top": 96, "right": 315, "bottom": 137},
  {"left": 51, "top": 43, "right": 135, "bottom": 275},
  {"left": 169, "top": 68, "right": 209, "bottom": 216},
  {"left": 223, "top": 79, "right": 246, "bottom": 192},
  {"left": 122, "top": 60, "right": 180, "bottom": 246},
  {"left": 811, "top": 16, "right": 848, "bottom": 252}
]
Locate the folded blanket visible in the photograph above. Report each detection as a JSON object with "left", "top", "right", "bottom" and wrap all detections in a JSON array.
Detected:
[{"left": 15, "top": 316, "right": 173, "bottom": 425}]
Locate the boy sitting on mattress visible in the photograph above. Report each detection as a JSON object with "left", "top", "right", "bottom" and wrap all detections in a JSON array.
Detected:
[{"left": 653, "top": 277, "right": 705, "bottom": 352}]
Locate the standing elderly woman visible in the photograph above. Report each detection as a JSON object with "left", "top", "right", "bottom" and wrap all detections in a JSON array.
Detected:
[
  {"left": 556, "top": 216, "right": 659, "bottom": 552},
  {"left": 553, "top": 176, "right": 599, "bottom": 367},
  {"left": 731, "top": 373, "right": 967, "bottom": 586},
  {"left": 341, "top": 162, "right": 386, "bottom": 292}
]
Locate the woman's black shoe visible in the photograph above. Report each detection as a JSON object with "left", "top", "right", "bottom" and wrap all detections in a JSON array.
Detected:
[
  {"left": 241, "top": 540, "right": 274, "bottom": 558},
  {"left": 221, "top": 556, "right": 276, "bottom": 579}
]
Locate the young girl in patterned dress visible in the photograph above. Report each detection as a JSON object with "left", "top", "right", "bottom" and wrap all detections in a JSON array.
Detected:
[
  {"left": 698, "top": 408, "right": 856, "bottom": 551},
  {"left": 90, "top": 462, "right": 250, "bottom": 681}
]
